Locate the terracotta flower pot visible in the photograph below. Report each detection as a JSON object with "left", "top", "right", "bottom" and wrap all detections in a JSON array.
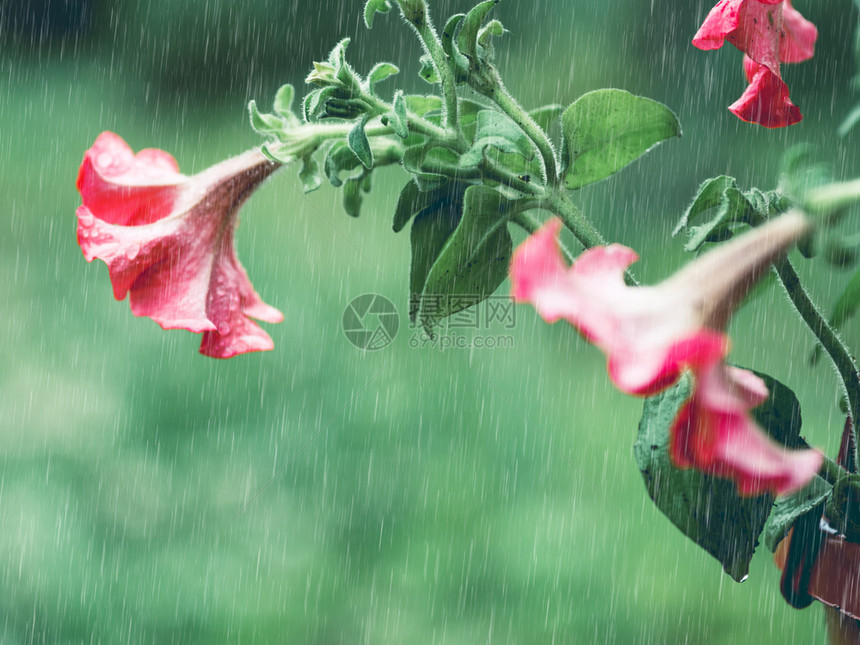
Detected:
[{"left": 774, "top": 527, "right": 860, "bottom": 620}]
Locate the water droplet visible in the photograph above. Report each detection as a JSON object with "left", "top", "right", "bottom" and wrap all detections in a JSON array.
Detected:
[
  {"left": 217, "top": 321, "right": 232, "bottom": 335},
  {"left": 125, "top": 244, "right": 140, "bottom": 260},
  {"left": 78, "top": 211, "right": 94, "bottom": 227}
]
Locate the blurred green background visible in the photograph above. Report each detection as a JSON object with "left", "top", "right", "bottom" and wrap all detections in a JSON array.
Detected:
[{"left": 2, "top": 0, "right": 860, "bottom": 642}]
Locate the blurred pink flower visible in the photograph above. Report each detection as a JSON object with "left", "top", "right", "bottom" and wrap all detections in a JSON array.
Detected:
[
  {"left": 692, "top": 0, "right": 817, "bottom": 127},
  {"left": 510, "top": 213, "right": 822, "bottom": 495},
  {"left": 76, "top": 132, "right": 283, "bottom": 358}
]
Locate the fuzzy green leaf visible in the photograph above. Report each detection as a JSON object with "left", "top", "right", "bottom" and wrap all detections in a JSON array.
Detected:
[
  {"left": 409, "top": 187, "right": 467, "bottom": 321},
  {"left": 364, "top": 0, "right": 392, "bottom": 28},
  {"left": 763, "top": 478, "right": 831, "bottom": 553},
  {"left": 367, "top": 62, "right": 400, "bottom": 85},
  {"left": 348, "top": 117, "right": 373, "bottom": 169},
  {"left": 561, "top": 89, "right": 681, "bottom": 190},
  {"left": 419, "top": 185, "right": 514, "bottom": 330},
  {"left": 298, "top": 155, "right": 323, "bottom": 194},
  {"left": 273, "top": 84, "right": 296, "bottom": 118},
  {"left": 635, "top": 369, "right": 806, "bottom": 582},
  {"left": 248, "top": 100, "right": 284, "bottom": 135},
  {"left": 456, "top": 1, "right": 498, "bottom": 66}
]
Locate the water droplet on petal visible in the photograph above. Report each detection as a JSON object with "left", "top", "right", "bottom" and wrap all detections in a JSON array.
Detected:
[
  {"left": 217, "top": 321, "right": 232, "bottom": 335},
  {"left": 79, "top": 211, "right": 94, "bottom": 226},
  {"left": 126, "top": 244, "right": 140, "bottom": 260}
]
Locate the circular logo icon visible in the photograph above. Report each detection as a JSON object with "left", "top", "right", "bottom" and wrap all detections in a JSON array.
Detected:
[{"left": 342, "top": 294, "right": 400, "bottom": 351}]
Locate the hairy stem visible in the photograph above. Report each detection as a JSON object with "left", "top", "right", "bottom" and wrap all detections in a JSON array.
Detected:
[
  {"left": 474, "top": 67, "right": 559, "bottom": 181},
  {"left": 773, "top": 258, "right": 860, "bottom": 466},
  {"left": 411, "top": 18, "right": 460, "bottom": 134}
]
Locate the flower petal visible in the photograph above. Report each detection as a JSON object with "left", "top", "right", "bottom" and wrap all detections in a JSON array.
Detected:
[
  {"left": 672, "top": 364, "right": 822, "bottom": 496},
  {"left": 780, "top": 0, "right": 817, "bottom": 64},
  {"left": 510, "top": 218, "right": 727, "bottom": 395},
  {"left": 730, "top": 61, "right": 802, "bottom": 128},
  {"left": 77, "top": 131, "right": 184, "bottom": 226},
  {"left": 693, "top": 0, "right": 783, "bottom": 76}
]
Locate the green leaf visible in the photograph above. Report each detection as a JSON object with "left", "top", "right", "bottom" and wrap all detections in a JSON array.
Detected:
[
  {"left": 260, "top": 143, "right": 295, "bottom": 165},
  {"left": 273, "top": 84, "right": 295, "bottom": 119},
  {"left": 348, "top": 117, "right": 373, "bottom": 169},
  {"left": 561, "top": 89, "right": 681, "bottom": 190},
  {"left": 419, "top": 185, "right": 514, "bottom": 330},
  {"left": 763, "top": 477, "right": 831, "bottom": 552},
  {"left": 839, "top": 103, "right": 860, "bottom": 138},
  {"left": 343, "top": 176, "right": 364, "bottom": 218},
  {"left": 403, "top": 144, "right": 460, "bottom": 191},
  {"left": 456, "top": 0, "right": 498, "bottom": 67},
  {"left": 409, "top": 187, "right": 467, "bottom": 320},
  {"left": 298, "top": 155, "right": 323, "bottom": 194},
  {"left": 389, "top": 91, "right": 409, "bottom": 139},
  {"left": 460, "top": 109, "right": 536, "bottom": 169},
  {"left": 364, "top": 0, "right": 392, "bottom": 28},
  {"left": 418, "top": 54, "right": 440, "bottom": 84},
  {"left": 635, "top": 369, "right": 807, "bottom": 582},
  {"left": 394, "top": 180, "right": 462, "bottom": 233},
  {"left": 674, "top": 176, "right": 756, "bottom": 252},
  {"left": 248, "top": 100, "right": 284, "bottom": 135},
  {"left": 404, "top": 95, "right": 443, "bottom": 116},
  {"left": 328, "top": 37, "right": 350, "bottom": 70},
  {"left": 367, "top": 62, "right": 399, "bottom": 86},
  {"left": 324, "top": 142, "right": 362, "bottom": 187}
]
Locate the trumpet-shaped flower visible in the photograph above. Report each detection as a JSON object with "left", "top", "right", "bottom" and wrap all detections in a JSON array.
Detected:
[
  {"left": 692, "top": 0, "right": 817, "bottom": 128},
  {"left": 510, "top": 213, "right": 822, "bottom": 495},
  {"left": 76, "top": 132, "right": 284, "bottom": 358}
]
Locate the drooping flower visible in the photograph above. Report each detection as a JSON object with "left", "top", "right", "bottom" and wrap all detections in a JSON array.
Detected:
[
  {"left": 672, "top": 363, "right": 823, "bottom": 495},
  {"left": 76, "top": 132, "right": 284, "bottom": 358},
  {"left": 510, "top": 212, "right": 822, "bottom": 495},
  {"left": 692, "top": 0, "right": 817, "bottom": 128}
]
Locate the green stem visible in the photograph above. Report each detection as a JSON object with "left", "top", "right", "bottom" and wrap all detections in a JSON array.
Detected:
[
  {"left": 474, "top": 67, "right": 559, "bottom": 181},
  {"left": 412, "top": 18, "right": 460, "bottom": 133},
  {"left": 773, "top": 257, "right": 860, "bottom": 467},
  {"left": 544, "top": 187, "right": 606, "bottom": 247},
  {"left": 819, "top": 455, "right": 846, "bottom": 486}
]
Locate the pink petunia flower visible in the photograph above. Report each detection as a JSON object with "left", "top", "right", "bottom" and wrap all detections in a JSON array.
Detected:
[
  {"left": 509, "top": 212, "right": 822, "bottom": 495},
  {"left": 692, "top": 0, "right": 817, "bottom": 128},
  {"left": 76, "top": 132, "right": 284, "bottom": 358}
]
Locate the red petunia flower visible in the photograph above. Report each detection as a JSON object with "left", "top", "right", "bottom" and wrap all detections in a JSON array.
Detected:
[
  {"left": 672, "top": 364, "right": 823, "bottom": 495},
  {"left": 729, "top": 57, "right": 802, "bottom": 128},
  {"left": 76, "top": 132, "right": 284, "bottom": 358},
  {"left": 692, "top": 0, "right": 817, "bottom": 128},
  {"left": 510, "top": 212, "right": 822, "bottom": 495}
]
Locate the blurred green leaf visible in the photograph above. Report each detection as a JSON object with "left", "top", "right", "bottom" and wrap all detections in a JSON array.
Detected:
[
  {"left": 419, "top": 185, "right": 514, "bottom": 330},
  {"left": 528, "top": 104, "right": 563, "bottom": 134},
  {"left": 298, "top": 155, "right": 323, "bottom": 194},
  {"left": 561, "top": 89, "right": 680, "bottom": 190},
  {"left": 636, "top": 369, "right": 806, "bottom": 582},
  {"left": 404, "top": 95, "right": 443, "bottom": 116}
]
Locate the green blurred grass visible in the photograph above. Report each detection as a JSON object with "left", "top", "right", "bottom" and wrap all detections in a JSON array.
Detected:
[{"left": 1, "top": 0, "right": 858, "bottom": 642}]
